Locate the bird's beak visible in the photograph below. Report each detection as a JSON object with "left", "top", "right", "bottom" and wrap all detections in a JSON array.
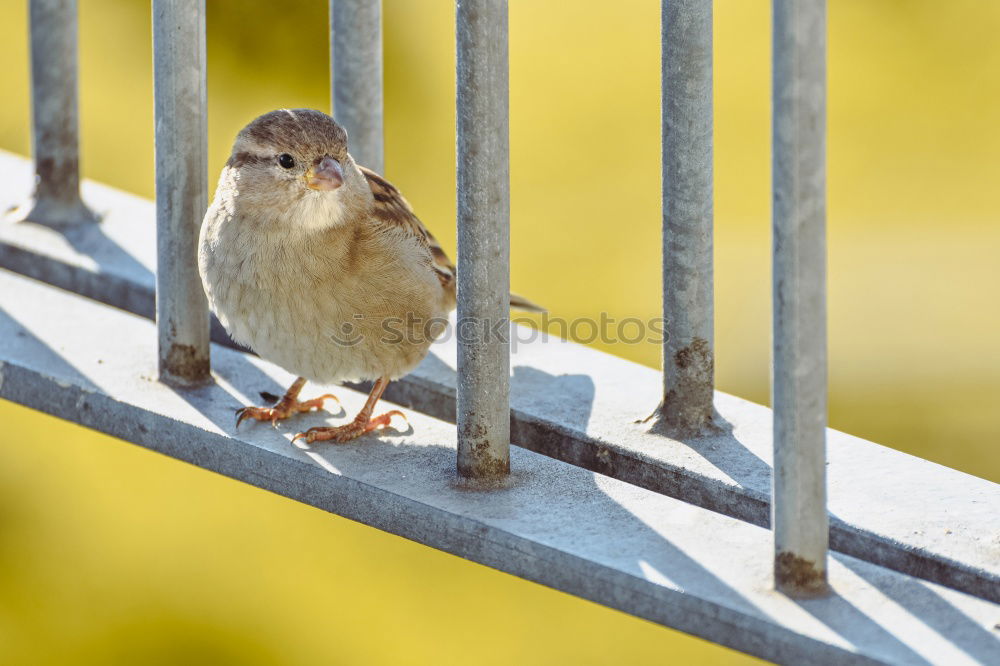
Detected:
[{"left": 305, "top": 156, "right": 344, "bottom": 191}]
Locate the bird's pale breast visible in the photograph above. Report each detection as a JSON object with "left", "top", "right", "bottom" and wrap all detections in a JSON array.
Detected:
[{"left": 199, "top": 204, "right": 449, "bottom": 384}]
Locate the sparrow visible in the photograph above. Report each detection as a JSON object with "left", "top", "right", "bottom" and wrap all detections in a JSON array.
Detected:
[{"left": 199, "top": 108, "right": 540, "bottom": 444}]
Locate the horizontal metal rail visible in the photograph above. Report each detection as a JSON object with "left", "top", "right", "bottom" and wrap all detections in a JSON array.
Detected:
[
  {"left": 0, "top": 152, "right": 997, "bottom": 607},
  {"left": 2, "top": 268, "right": 998, "bottom": 666}
]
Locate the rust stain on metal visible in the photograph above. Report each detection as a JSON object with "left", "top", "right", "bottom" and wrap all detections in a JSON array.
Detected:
[
  {"left": 466, "top": 440, "right": 510, "bottom": 478},
  {"left": 452, "top": 461, "right": 519, "bottom": 492},
  {"left": 650, "top": 337, "right": 718, "bottom": 438},
  {"left": 775, "top": 551, "right": 829, "bottom": 598},
  {"left": 161, "top": 343, "right": 209, "bottom": 386},
  {"left": 459, "top": 418, "right": 488, "bottom": 441},
  {"left": 457, "top": 414, "right": 510, "bottom": 481}
]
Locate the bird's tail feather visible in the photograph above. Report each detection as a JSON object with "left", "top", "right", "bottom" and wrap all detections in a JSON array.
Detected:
[{"left": 509, "top": 292, "right": 546, "bottom": 313}]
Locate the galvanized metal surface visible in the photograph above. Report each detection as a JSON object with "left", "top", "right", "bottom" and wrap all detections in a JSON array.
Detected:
[
  {"left": 0, "top": 150, "right": 997, "bottom": 604},
  {"left": 12, "top": 0, "right": 96, "bottom": 227},
  {"left": 772, "top": 0, "right": 830, "bottom": 598},
  {"left": 2, "top": 269, "right": 998, "bottom": 666},
  {"left": 455, "top": 0, "right": 511, "bottom": 480},
  {"left": 330, "top": 0, "right": 384, "bottom": 175},
  {"left": 659, "top": 0, "right": 715, "bottom": 437},
  {"left": 152, "top": 0, "right": 211, "bottom": 387}
]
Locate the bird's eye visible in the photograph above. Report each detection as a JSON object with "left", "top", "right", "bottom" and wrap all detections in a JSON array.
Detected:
[{"left": 277, "top": 153, "right": 295, "bottom": 169}]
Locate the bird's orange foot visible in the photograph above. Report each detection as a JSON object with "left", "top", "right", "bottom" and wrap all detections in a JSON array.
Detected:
[
  {"left": 235, "top": 393, "right": 340, "bottom": 428},
  {"left": 292, "top": 410, "right": 406, "bottom": 444}
]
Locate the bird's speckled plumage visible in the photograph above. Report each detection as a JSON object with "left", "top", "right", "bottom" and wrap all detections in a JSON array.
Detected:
[{"left": 199, "top": 109, "right": 456, "bottom": 384}]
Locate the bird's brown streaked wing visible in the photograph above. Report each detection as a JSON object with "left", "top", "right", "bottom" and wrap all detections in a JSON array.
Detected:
[
  {"left": 360, "top": 166, "right": 456, "bottom": 291},
  {"left": 360, "top": 165, "right": 545, "bottom": 312}
]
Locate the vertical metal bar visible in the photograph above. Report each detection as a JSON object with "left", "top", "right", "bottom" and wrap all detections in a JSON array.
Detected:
[
  {"left": 659, "top": 0, "right": 715, "bottom": 437},
  {"left": 17, "top": 0, "right": 96, "bottom": 227},
  {"left": 455, "top": 0, "right": 510, "bottom": 480},
  {"left": 772, "top": 0, "right": 829, "bottom": 598},
  {"left": 152, "top": 0, "right": 210, "bottom": 387},
  {"left": 330, "top": 0, "right": 384, "bottom": 175}
]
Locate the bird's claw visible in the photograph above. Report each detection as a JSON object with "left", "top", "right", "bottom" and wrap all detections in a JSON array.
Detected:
[
  {"left": 234, "top": 393, "right": 341, "bottom": 429},
  {"left": 292, "top": 410, "right": 406, "bottom": 444}
]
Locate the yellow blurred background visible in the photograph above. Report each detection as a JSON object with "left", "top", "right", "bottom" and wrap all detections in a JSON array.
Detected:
[{"left": 1, "top": 1, "right": 997, "bottom": 664}]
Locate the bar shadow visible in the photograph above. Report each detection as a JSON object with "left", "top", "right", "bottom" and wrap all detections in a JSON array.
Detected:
[
  {"left": 0, "top": 306, "right": 101, "bottom": 393},
  {"left": 1, "top": 211, "right": 155, "bottom": 286},
  {"left": 643, "top": 409, "right": 773, "bottom": 525},
  {"left": 511, "top": 364, "right": 596, "bottom": 432},
  {"left": 651, "top": 409, "right": 773, "bottom": 490},
  {"left": 791, "top": 586, "right": 934, "bottom": 665},
  {"left": 63, "top": 218, "right": 154, "bottom": 285},
  {"left": 837, "top": 553, "right": 1000, "bottom": 664}
]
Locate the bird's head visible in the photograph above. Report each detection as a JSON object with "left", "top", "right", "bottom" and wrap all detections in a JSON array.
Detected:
[{"left": 220, "top": 108, "right": 367, "bottom": 231}]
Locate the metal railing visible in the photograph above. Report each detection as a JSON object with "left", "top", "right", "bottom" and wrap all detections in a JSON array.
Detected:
[
  {"left": 152, "top": 0, "right": 211, "bottom": 388},
  {"left": 18, "top": 0, "right": 830, "bottom": 600},
  {"left": 331, "top": 0, "right": 384, "bottom": 176},
  {"left": 771, "top": 0, "right": 829, "bottom": 598},
  {"left": 456, "top": 0, "right": 512, "bottom": 480},
  {"left": 15, "top": 0, "right": 95, "bottom": 227}
]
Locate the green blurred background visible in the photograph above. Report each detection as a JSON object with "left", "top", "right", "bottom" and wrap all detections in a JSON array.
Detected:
[{"left": 1, "top": 1, "right": 998, "bottom": 664}]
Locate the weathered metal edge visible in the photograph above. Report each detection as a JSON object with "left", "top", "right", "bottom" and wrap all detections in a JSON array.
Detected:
[{"left": 1, "top": 149, "right": 997, "bottom": 604}]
